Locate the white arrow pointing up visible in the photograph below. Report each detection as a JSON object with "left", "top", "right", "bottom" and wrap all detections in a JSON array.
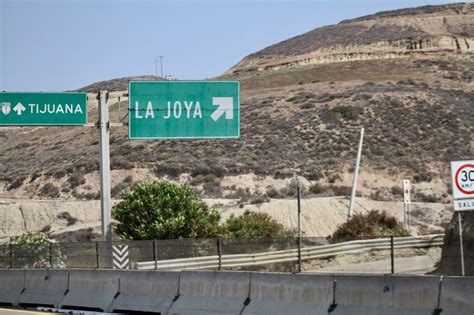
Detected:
[
  {"left": 13, "top": 102, "right": 26, "bottom": 115},
  {"left": 211, "top": 97, "right": 234, "bottom": 121}
]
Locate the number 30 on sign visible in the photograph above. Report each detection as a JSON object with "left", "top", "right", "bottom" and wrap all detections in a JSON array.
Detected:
[{"left": 451, "top": 160, "right": 474, "bottom": 211}]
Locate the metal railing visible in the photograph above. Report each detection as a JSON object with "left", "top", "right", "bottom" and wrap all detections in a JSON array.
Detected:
[{"left": 136, "top": 234, "right": 444, "bottom": 271}]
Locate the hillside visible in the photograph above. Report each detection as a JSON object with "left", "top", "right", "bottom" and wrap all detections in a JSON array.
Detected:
[
  {"left": 0, "top": 3, "right": 472, "bottom": 240},
  {"left": 227, "top": 3, "right": 473, "bottom": 75},
  {"left": 76, "top": 75, "right": 162, "bottom": 93}
]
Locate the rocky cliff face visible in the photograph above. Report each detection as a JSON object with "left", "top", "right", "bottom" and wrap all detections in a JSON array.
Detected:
[
  {"left": 227, "top": 3, "right": 474, "bottom": 75},
  {"left": 437, "top": 211, "right": 474, "bottom": 276}
]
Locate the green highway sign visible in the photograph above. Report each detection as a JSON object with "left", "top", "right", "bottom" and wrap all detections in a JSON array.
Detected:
[
  {"left": 129, "top": 81, "right": 240, "bottom": 139},
  {"left": 0, "top": 92, "right": 87, "bottom": 126}
]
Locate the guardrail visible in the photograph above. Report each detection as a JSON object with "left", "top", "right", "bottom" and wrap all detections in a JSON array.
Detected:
[{"left": 136, "top": 234, "right": 444, "bottom": 271}]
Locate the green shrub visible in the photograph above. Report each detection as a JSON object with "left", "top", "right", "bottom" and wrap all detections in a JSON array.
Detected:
[
  {"left": 331, "top": 210, "right": 409, "bottom": 240},
  {"left": 10, "top": 232, "right": 65, "bottom": 268},
  {"left": 309, "top": 183, "right": 326, "bottom": 194},
  {"left": 68, "top": 172, "right": 85, "bottom": 188},
  {"left": 7, "top": 176, "right": 26, "bottom": 190},
  {"left": 113, "top": 180, "right": 223, "bottom": 240},
  {"left": 329, "top": 105, "right": 359, "bottom": 120},
  {"left": 225, "top": 210, "right": 295, "bottom": 238},
  {"left": 39, "top": 183, "right": 60, "bottom": 198}
]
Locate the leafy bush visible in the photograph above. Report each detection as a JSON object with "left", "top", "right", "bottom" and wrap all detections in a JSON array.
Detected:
[
  {"left": 225, "top": 210, "right": 295, "bottom": 238},
  {"left": 329, "top": 105, "right": 359, "bottom": 120},
  {"left": 309, "top": 183, "right": 326, "bottom": 194},
  {"left": 7, "top": 176, "right": 26, "bottom": 190},
  {"left": 10, "top": 233, "right": 65, "bottom": 268},
  {"left": 10, "top": 232, "right": 53, "bottom": 245},
  {"left": 68, "top": 172, "right": 85, "bottom": 188},
  {"left": 113, "top": 180, "right": 223, "bottom": 240},
  {"left": 331, "top": 210, "right": 409, "bottom": 240},
  {"left": 39, "top": 183, "right": 60, "bottom": 198}
]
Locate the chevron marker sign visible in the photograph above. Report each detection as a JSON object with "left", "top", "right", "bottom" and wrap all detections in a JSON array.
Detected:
[{"left": 113, "top": 245, "right": 130, "bottom": 269}]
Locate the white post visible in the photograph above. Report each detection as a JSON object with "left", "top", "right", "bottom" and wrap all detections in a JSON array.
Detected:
[
  {"left": 458, "top": 212, "right": 465, "bottom": 276},
  {"left": 403, "top": 203, "right": 407, "bottom": 229},
  {"left": 99, "top": 91, "right": 112, "bottom": 241},
  {"left": 407, "top": 203, "right": 411, "bottom": 230},
  {"left": 348, "top": 127, "right": 364, "bottom": 219}
]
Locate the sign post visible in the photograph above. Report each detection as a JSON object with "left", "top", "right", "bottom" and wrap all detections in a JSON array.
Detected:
[
  {"left": 450, "top": 160, "right": 474, "bottom": 276},
  {"left": 0, "top": 92, "right": 87, "bottom": 125},
  {"left": 98, "top": 91, "right": 112, "bottom": 242},
  {"left": 403, "top": 179, "right": 411, "bottom": 229},
  {"left": 128, "top": 81, "right": 239, "bottom": 139}
]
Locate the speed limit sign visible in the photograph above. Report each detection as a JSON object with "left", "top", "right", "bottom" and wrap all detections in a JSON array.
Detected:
[{"left": 451, "top": 160, "right": 474, "bottom": 211}]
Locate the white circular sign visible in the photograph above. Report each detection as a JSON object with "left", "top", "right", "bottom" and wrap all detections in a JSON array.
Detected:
[{"left": 451, "top": 160, "right": 474, "bottom": 200}]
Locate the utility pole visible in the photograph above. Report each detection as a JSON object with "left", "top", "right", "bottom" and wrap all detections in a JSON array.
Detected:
[{"left": 156, "top": 56, "right": 164, "bottom": 78}]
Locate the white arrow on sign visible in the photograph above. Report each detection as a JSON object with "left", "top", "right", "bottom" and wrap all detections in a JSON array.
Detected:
[
  {"left": 13, "top": 102, "right": 26, "bottom": 115},
  {"left": 211, "top": 97, "right": 233, "bottom": 121}
]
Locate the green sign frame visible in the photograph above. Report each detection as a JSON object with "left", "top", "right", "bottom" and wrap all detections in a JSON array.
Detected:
[
  {"left": 128, "top": 81, "right": 240, "bottom": 140},
  {"left": 0, "top": 92, "right": 87, "bottom": 126}
]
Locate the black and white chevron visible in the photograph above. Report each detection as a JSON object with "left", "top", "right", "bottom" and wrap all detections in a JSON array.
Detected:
[{"left": 113, "top": 245, "right": 129, "bottom": 269}]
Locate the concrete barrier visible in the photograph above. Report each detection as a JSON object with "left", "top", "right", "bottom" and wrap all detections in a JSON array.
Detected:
[
  {"left": 439, "top": 276, "right": 474, "bottom": 315},
  {"left": 0, "top": 269, "right": 24, "bottom": 306},
  {"left": 391, "top": 275, "right": 441, "bottom": 311},
  {"left": 109, "top": 270, "right": 179, "bottom": 313},
  {"left": 18, "top": 269, "right": 69, "bottom": 308},
  {"left": 58, "top": 269, "right": 119, "bottom": 312},
  {"left": 1, "top": 269, "right": 473, "bottom": 314},
  {"left": 331, "top": 274, "right": 441, "bottom": 315},
  {"left": 243, "top": 273, "right": 334, "bottom": 315},
  {"left": 168, "top": 271, "right": 251, "bottom": 315}
]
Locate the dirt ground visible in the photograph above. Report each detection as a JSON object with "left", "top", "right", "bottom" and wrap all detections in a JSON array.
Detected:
[{"left": 0, "top": 195, "right": 452, "bottom": 243}]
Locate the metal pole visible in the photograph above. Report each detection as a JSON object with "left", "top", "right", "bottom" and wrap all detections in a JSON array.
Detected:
[
  {"left": 155, "top": 58, "right": 158, "bottom": 77},
  {"left": 458, "top": 212, "right": 465, "bottom": 276},
  {"left": 49, "top": 243, "right": 53, "bottom": 267},
  {"left": 297, "top": 185, "right": 302, "bottom": 273},
  {"left": 407, "top": 202, "right": 411, "bottom": 230},
  {"left": 390, "top": 236, "right": 395, "bottom": 274},
  {"left": 96, "top": 242, "right": 100, "bottom": 269},
  {"left": 403, "top": 203, "right": 407, "bottom": 229},
  {"left": 153, "top": 240, "right": 157, "bottom": 270},
  {"left": 9, "top": 243, "right": 13, "bottom": 269},
  {"left": 217, "top": 238, "right": 222, "bottom": 271},
  {"left": 99, "top": 91, "right": 112, "bottom": 241},
  {"left": 159, "top": 56, "right": 164, "bottom": 78},
  {"left": 348, "top": 127, "right": 364, "bottom": 218}
]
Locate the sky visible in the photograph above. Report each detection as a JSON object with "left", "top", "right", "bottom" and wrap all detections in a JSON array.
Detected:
[{"left": 0, "top": 0, "right": 466, "bottom": 91}]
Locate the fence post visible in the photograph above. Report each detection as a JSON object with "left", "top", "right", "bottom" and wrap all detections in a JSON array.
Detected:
[
  {"left": 49, "top": 243, "right": 53, "bottom": 268},
  {"left": 9, "top": 243, "right": 13, "bottom": 269},
  {"left": 96, "top": 242, "right": 100, "bottom": 269},
  {"left": 153, "top": 240, "right": 157, "bottom": 270},
  {"left": 217, "top": 238, "right": 222, "bottom": 271},
  {"left": 390, "top": 236, "right": 395, "bottom": 274}
]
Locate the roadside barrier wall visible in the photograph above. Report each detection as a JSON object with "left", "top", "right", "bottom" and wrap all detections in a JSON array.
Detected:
[
  {"left": 243, "top": 273, "right": 334, "bottom": 315},
  {"left": 331, "top": 274, "right": 442, "bottom": 315},
  {"left": 439, "top": 276, "right": 474, "bottom": 315},
  {"left": 18, "top": 269, "right": 69, "bottom": 308},
  {"left": 109, "top": 270, "right": 179, "bottom": 313},
  {"left": 0, "top": 269, "right": 24, "bottom": 306},
  {"left": 167, "top": 271, "right": 251, "bottom": 315},
  {"left": 58, "top": 269, "right": 120, "bottom": 312},
  {"left": 0, "top": 269, "right": 473, "bottom": 314}
]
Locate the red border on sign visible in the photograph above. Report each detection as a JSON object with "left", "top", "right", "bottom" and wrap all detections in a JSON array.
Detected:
[{"left": 455, "top": 164, "right": 474, "bottom": 195}]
